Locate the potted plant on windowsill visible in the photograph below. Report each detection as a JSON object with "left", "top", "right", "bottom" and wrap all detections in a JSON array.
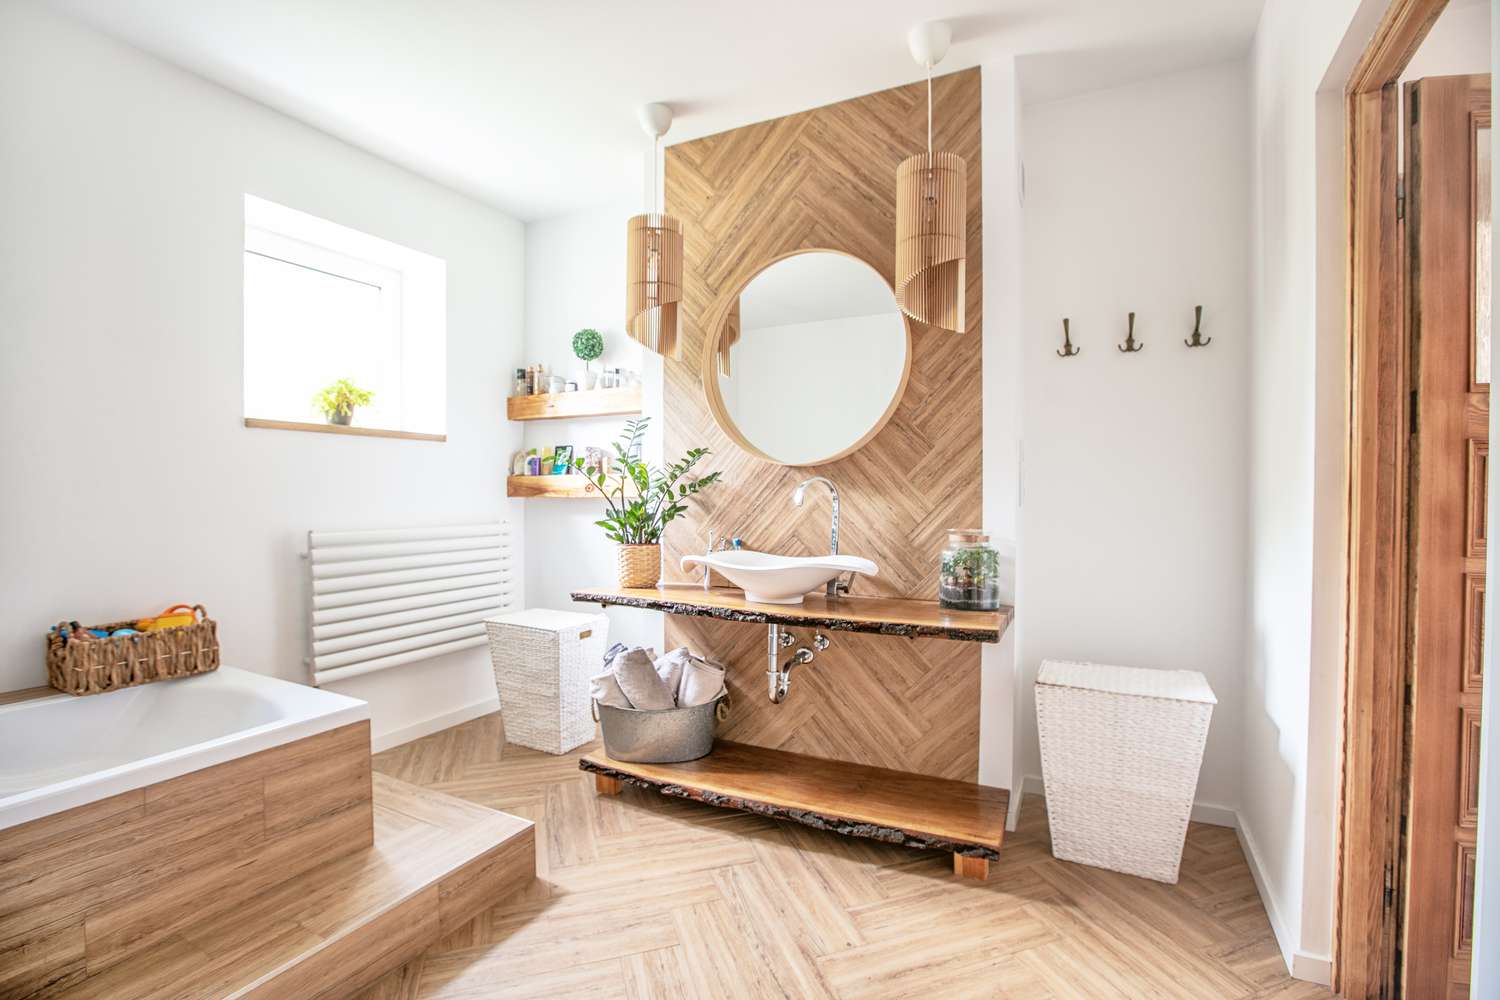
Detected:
[
  {"left": 573, "top": 417, "right": 721, "bottom": 589},
  {"left": 313, "top": 379, "right": 374, "bottom": 427}
]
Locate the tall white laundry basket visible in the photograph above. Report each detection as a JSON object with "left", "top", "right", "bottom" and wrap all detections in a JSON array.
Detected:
[
  {"left": 1035, "top": 659, "right": 1215, "bottom": 883},
  {"left": 484, "top": 608, "right": 608, "bottom": 755}
]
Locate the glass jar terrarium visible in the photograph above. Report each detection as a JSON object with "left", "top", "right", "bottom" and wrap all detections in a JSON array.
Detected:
[{"left": 939, "top": 529, "right": 1001, "bottom": 611}]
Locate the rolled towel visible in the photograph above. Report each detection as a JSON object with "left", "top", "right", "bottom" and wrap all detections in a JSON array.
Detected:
[
  {"left": 604, "top": 642, "right": 654, "bottom": 672},
  {"left": 589, "top": 669, "right": 633, "bottom": 709},
  {"left": 612, "top": 647, "right": 677, "bottom": 710},
  {"left": 654, "top": 647, "right": 692, "bottom": 698},
  {"left": 678, "top": 655, "right": 727, "bottom": 707}
]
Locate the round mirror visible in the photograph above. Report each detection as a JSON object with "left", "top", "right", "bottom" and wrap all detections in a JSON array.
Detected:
[{"left": 706, "top": 251, "right": 911, "bottom": 466}]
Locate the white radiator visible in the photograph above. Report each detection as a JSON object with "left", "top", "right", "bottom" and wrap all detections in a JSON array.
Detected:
[{"left": 304, "top": 522, "right": 515, "bottom": 687}]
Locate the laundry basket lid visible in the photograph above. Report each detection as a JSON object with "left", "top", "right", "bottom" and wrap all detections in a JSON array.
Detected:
[
  {"left": 1036, "top": 659, "right": 1216, "bottom": 704},
  {"left": 484, "top": 608, "right": 605, "bottom": 632}
]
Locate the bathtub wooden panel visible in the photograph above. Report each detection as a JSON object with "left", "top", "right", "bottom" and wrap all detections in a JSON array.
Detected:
[
  {"left": 37, "top": 774, "right": 536, "bottom": 1000},
  {"left": 0, "top": 720, "right": 372, "bottom": 1000}
]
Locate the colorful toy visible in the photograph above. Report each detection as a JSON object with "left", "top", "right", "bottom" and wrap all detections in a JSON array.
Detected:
[{"left": 137, "top": 605, "right": 199, "bottom": 631}]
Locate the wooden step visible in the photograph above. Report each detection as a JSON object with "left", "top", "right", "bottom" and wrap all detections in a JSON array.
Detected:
[
  {"left": 580, "top": 741, "right": 1008, "bottom": 879},
  {"left": 45, "top": 774, "right": 533, "bottom": 1000}
]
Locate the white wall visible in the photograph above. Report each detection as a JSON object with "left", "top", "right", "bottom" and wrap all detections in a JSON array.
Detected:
[
  {"left": 1018, "top": 60, "right": 1251, "bottom": 822},
  {"left": 520, "top": 205, "right": 664, "bottom": 653},
  {"left": 980, "top": 57, "right": 1024, "bottom": 806},
  {"left": 1402, "top": 0, "right": 1492, "bottom": 83},
  {"left": 0, "top": 3, "right": 525, "bottom": 747},
  {"left": 1245, "top": 0, "right": 1386, "bottom": 982}
]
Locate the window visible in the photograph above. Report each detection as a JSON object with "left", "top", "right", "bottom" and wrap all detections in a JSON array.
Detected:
[{"left": 243, "top": 195, "right": 446, "bottom": 436}]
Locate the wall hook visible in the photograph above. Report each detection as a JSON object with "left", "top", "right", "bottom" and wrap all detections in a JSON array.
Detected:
[
  {"left": 1056, "top": 317, "right": 1080, "bottom": 357},
  {"left": 1184, "top": 305, "right": 1211, "bottom": 348},
  {"left": 1118, "top": 312, "right": 1143, "bottom": 353}
]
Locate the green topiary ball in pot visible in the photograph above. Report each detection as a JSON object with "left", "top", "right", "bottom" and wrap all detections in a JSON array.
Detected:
[{"left": 572, "top": 328, "right": 604, "bottom": 371}]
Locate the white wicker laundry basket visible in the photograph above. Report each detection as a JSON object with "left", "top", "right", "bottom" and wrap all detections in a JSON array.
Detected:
[
  {"left": 1035, "top": 659, "right": 1215, "bottom": 883},
  {"left": 484, "top": 608, "right": 608, "bottom": 755}
]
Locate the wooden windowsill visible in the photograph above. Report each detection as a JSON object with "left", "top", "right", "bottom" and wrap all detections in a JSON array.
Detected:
[{"left": 243, "top": 418, "right": 446, "bottom": 442}]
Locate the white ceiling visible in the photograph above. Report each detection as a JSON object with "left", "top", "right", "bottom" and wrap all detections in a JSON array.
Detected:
[{"left": 44, "top": 0, "right": 1266, "bottom": 222}]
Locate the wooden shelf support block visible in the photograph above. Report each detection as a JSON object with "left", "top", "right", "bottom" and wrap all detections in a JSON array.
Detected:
[
  {"left": 953, "top": 854, "right": 990, "bottom": 880},
  {"left": 594, "top": 773, "right": 623, "bottom": 796}
]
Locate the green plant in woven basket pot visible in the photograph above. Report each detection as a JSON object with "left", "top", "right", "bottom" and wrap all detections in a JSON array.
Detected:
[
  {"left": 572, "top": 328, "right": 604, "bottom": 389},
  {"left": 313, "top": 379, "right": 374, "bottom": 426},
  {"left": 572, "top": 417, "right": 722, "bottom": 588}
]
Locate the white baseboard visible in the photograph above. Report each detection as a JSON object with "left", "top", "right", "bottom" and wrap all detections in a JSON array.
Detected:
[
  {"left": 370, "top": 695, "right": 500, "bottom": 753},
  {"left": 1019, "top": 775, "right": 1238, "bottom": 829},
  {"left": 1235, "top": 817, "right": 1332, "bottom": 986}
]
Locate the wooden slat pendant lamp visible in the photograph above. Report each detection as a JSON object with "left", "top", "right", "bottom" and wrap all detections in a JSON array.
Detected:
[
  {"left": 718, "top": 299, "right": 740, "bottom": 377},
  {"left": 626, "top": 102, "right": 684, "bottom": 357},
  {"left": 896, "top": 21, "right": 966, "bottom": 335}
]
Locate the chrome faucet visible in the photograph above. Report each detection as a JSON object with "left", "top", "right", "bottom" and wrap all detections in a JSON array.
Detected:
[
  {"left": 791, "top": 477, "right": 847, "bottom": 598},
  {"left": 703, "top": 529, "right": 741, "bottom": 589}
]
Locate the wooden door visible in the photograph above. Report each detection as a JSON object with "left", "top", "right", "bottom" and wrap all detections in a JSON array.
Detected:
[{"left": 1404, "top": 73, "right": 1490, "bottom": 1000}]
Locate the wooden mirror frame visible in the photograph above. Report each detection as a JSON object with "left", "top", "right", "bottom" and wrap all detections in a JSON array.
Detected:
[{"left": 699, "top": 248, "right": 915, "bottom": 467}]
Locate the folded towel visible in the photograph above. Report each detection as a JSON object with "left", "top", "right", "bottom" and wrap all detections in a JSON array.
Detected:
[
  {"left": 654, "top": 647, "right": 692, "bottom": 696},
  {"left": 589, "top": 669, "right": 633, "bottom": 709},
  {"left": 612, "top": 647, "right": 677, "bottom": 710},
  {"left": 678, "top": 655, "right": 727, "bottom": 708}
]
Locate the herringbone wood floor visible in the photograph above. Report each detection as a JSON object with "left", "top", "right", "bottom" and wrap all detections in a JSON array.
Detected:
[{"left": 356, "top": 715, "right": 1331, "bottom": 1000}]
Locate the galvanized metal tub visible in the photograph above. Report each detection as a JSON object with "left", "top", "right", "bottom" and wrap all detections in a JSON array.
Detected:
[{"left": 593, "top": 695, "right": 728, "bottom": 763}]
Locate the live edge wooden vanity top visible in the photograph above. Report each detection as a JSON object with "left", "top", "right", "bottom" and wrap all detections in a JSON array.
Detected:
[{"left": 571, "top": 587, "right": 1012, "bottom": 643}]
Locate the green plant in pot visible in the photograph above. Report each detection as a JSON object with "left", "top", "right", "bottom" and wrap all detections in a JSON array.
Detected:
[
  {"left": 313, "top": 379, "right": 375, "bottom": 426},
  {"left": 572, "top": 328, "right": 604, "bottom": 389},
  {"left": 573, "top": 417, "right": 721, "bottom": 589}
]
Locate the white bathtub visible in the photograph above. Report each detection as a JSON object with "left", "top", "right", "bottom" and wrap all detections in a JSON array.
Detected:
[{"left": 0, "top": 667, "right": 369, "bottom": 831}]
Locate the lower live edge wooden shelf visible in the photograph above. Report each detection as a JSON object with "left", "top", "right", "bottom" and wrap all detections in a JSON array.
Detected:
[{"left": 582, "top": 742, "right": 1008, "bottom": 878}]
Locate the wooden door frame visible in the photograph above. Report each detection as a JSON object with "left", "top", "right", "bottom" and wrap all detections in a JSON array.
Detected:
[{"left": 1338, "top": 1, "right": 1449, "bottom": 996}]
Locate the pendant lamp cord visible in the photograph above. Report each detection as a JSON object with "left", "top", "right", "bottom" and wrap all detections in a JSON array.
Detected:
[{"left": 926, "top": 63, "right": 933, "bottom": 156}]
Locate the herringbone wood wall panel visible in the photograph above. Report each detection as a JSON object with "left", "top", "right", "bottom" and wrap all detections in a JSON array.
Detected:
[{"left": 661, "top": 68, "right": 983, "bottom": 780}]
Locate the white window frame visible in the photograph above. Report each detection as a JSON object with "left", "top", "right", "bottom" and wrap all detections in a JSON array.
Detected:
[{"left": 242, "top": 194, "right": 446, "bottom": 436}]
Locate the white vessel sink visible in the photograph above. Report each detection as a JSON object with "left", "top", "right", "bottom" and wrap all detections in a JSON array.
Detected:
[{"left": 680, "top": 550, "right": 878, "bottom": 605}]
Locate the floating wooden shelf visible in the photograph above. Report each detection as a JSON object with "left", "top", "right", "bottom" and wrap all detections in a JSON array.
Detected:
[
  {"left": 570, "top": 586, "right": 1011, "bottom": 643},
  {"left": 507, "top": 474, "right": 636, "bottom": 499},
  {"left": 582, "top": 741, "right": 1008, "bottom": 875},
  {"left": 506, "top": 386, "right": 642, "bottom": 422}
]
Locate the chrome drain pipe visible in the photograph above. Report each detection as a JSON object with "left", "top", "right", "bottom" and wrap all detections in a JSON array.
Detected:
[{"left": 766, "top": 624, "right": 829, "bottom": 703}]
